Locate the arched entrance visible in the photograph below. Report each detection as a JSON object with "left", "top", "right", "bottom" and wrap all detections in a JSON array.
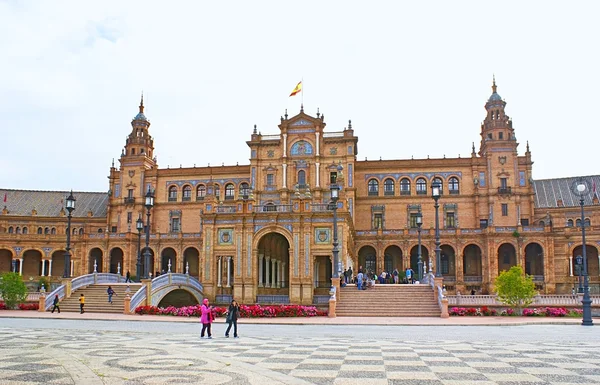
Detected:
[
  {"left": 256, "top": 232, "right": 290, "bottom": 300},
  {"left": 109, "top": 248, "right": 124, "bottom": 274},
  {"left": 158, "top": 289, "right": 200, "bottom": 307},
  {"left": 51, "top": 250, "right": 66, "bottom": 277},
  {"left": 572, "top": 245, "right": 599, "bottom": 277},
  {"left": 358, "top": 246, "right": 377, "bottom": 274},
  {"left": 161, "top": 247, "right": 177, "bottom": 274},
  {"left": 22, "top": 250, "right": 42, "bottom": 277},
  {"left": 88, "top": 248, "right": 103, "bottom": 273},
  {"left": 183, "top": 247, "right": 200, "bottom": 277},
  {"left": 440, "top": 245, "right": 456, "bottom": 278},
  {"left": 463, "top": 244, "right": 482, "bottom": 278},
  {"left": 410, "top": 245, "right": 430, "bottom": 276},
  {"left": 0, "top": 249, "right": 12, "bottom": 273},
  {"left": 498, "top": 243, "right": 517, "bottom": 274},
  {"left": 384, "top": 245, "right": 402, "bottom": 274},
  {"left": 314, "top": 256, "right": 332, "bottom": 288},
  {"left": 525, "top": 243, "right": 544, "bottom": 277}
]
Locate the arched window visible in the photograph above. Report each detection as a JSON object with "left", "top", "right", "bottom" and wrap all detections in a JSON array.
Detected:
[
  {"left": 22, "top": 227, "right": 28, "bottom": 234},
  {"left": 433, "top": 177, "right": 444, "bottom": 194},
  {"left": 73, "top": 228, "right": 77, "bottom": 235},
  {"left": 168, "top": 186, "right": 178, "bottom": 202},
  {"left": 214, "top": 184, "right": 220, "bottom": 199},
  {"left": 400, "top": 178, "right": 411, "bottom": 195},
  {"left": 44, "top": 227, "right": 49, "bottom": 235},
  {"left": 225, "top": 183, "right": 235, "bottom": 200},
  {"left": 196, "top": 185, "right": 206, "bottom": 200},
  {"left": 15, "top": 227, "right": 21, "bottom": 234},
  {"left": 239, "top": 183, "right": 250, "bottom": 198},
  {"left": 567, "top": 219, "right": 574, "bottom": 227},
  {"left": 384, "top": 179, "right": 395, "bottom": 196},
  {"left": 368, "top": 179, "right": 379, "bottom": 196},
  {"left": 416, "top": 178, "right": 427, "bottom": 195},
  {"left": 263, "top": 202, "right": 277, "bottom": 212},
  {"left": 576, "top": 219, "right": 582, "bottom": 227},
  {"left": 98, "top": 228, "right": 103, "bottom": 233},
  {"left": 449, "top": 177, "right": 460, "bottom": 194},
  {"left": 585, "top": 218, "right": 591, "bottom": 227},
  {"left": 8, "top": 226, "right": 13, "bottom": 234},
  {"left": 79, "top": 228, "right": 84, "bottom": 235},
  {"left": 298, "top": 170, "right": 306, "bottom": 187},
  {"left": 182, "top": 185, "right": 192, "bottom": 201},
  {"left": 37, "top": 227, "right": 43, "bottom": 234},
  {"left": 51, "top": 228, "right": 56, "bottom": 235}
]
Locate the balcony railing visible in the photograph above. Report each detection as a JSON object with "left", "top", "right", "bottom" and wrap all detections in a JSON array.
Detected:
[
  {"left": 311, "top": 203, "right": 332, "bottom": 212},
  {"left": 216, "top": 205, "right": 237, "bottom": 213},
  {"left": 182, "top": 196, "right": 191, "bottom": 202},
  {"left": 123, "top": 197, "right": 135, "bottom": 204},
  {"left": 168, "top": 197, "right": 177, "bottom": 202},
  {"left": 196, "top": 196, "right": 205, "bottom": 201},
  {"left": 449, "top": 189, "right": 460, "bottom": 195},
  {"left": 498, "top": 187, "right": 512, "bottom": 194},
  {"left": 400, "top": 190, "right": 411, "bottom": 196},
  {"left": 255, "top": 204, "right": 292, "bottom": 213},
  {"left": 416, "top": 190, "right": 427, "bottom": 195}
]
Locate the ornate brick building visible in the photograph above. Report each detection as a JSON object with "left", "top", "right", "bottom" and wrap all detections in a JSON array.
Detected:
[{"left": 1, "top": 81, "right": 599, "bottom": 302}]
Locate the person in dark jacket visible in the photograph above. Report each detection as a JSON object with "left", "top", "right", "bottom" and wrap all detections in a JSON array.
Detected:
[
  {"left": 107, "top": 286, "right": 115, "bottom": 303},
  {"left": 225, "top": 299, "right": 240, "bottom": 338},
  {"left": 125, "top": 271, "right": 132, "bottom": 283},
  {"left": 51, "top": 294, "right": 60, "bottom": 313}
]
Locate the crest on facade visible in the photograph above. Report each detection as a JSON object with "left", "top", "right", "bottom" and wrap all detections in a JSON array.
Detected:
[
  {"left": 218, "top": 228, "right": 234, "bottom": 245},
  {"left": 498, "top": 156, "right": 507, "bottom": 165},
  {"left": 128, "top": 170, "right": 136, "bottom": 178},
  {"left": 314, "top": 227, "right": 331, "bottom": 244}
]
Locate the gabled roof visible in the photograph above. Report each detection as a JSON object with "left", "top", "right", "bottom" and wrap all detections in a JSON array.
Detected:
[
  {"left": 533, "top": 175, "right": 600, "bottom": 208},
  {"left": 0, "top": 189, "right": 108, "bottom": 218}
]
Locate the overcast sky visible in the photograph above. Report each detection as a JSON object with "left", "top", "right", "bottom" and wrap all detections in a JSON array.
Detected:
[{"left": 1, "top": 1, "right": 598, "bottom": 192}]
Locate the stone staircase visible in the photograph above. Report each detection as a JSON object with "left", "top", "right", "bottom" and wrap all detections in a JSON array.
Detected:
[
  {"left": 337, "top": 284, "right": 441, "bottom": 317},
  {"left": 53, "top": 283, "right": 142, "bottom": 314}
]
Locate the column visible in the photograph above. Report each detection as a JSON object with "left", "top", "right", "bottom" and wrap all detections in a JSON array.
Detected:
[
  {"left": 569, "top": 256, "right": 573, "bottom": 277},
  {"left": 283, "top": 133, "right": 287, "bottom": 157},
  {"left": 265, "top": 256, "right": 271, "bottom": 288},
  {"left": 315, "top": 132, "right": 320, "bottom": 156},
  {"left": 271, "top": 259, "right": 277, "bottom": 288},
  {"left": 226, "top": 256, "right": 232, "bottom": 287},
  {"left": 314, "top": 262, "right": 319, "bottom": 288},
  {"left": 275, "top": 260, "right": 280, "bottom": 288},
  {"left": 282, "top": 262, "right": 286, "bottom": 288},
  {"left": 278, "top": 260, "right": 283, "bottom": 288},
  {"left": 41, "top": 260, "right": 46, "bottom": 276},
  {"left": 258, "top": 254, "right": 264, "bottom": 287},
  {"left": 48, "top": 260, "right": 53, "bottom": 276},
  {"left": 217, "top": 256, "right": 222, "bottom": 287},
  {"left": 19, "top": 258, "right": 23, "bottom": 275},
  {"left": 282, "top": 164, "right": 287, "bottom": 188},
  {"left": 315, "top": 162, "right": 320, "bottom": 187}
]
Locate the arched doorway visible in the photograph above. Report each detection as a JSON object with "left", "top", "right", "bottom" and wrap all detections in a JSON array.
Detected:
[
  {"left": 161, "top": 247, "right": 177, "bottom": 274},
  {"left": 88, "top": 248, "right": 103, "bottom": 273},
  {"left": 463, "top": 244, "right": 483, "bottom": 278},
  {"left": 183, "top": 247, "right": 200, "bottom": 277},
  {"left": 410, "top": 245, "right": 430, "bottom": 276},
  {"left": 358, "top": 246, "right": 377, "bottom": 274},
  {"left": 51, "top": 250, "right": 66, "bottom": 277},
  {"left": 256, "top": 232, "right": 290, "bottom": 299},
  {"left": 498, "top": 243, "right": 517, "bottom": 274},
  {"left": 572, "top": 245, "right": 599, "bottom": 277},
  {"left": 440, "top": 245, "right": 456, "bottom": 278},
  {"left": 524, "top": 243, "right": 544, "bottom": 277},
  {"left": 314, "top": 256, "right": 332, "bottom": 288},
  {"left": 384, "top": 245, "right": 402, "bottom": 274},
  {"left": 109, "top": 248, "right": 124, "bottom": 274},
  {"left": 158, "top": 289, "right": 200, "bottom": 307},
  {"left": 0, "top": 249, "right": 13, "bottom": 273},
  {"left": 22, "top": 250, "right": 42, "bottom": 277}
]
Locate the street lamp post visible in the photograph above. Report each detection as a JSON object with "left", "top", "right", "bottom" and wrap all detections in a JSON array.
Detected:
[
  {"left": 416, "top": 211, "right": 423, "bottom": 282},
  {"left": 143, "top": 188, "right": 155, "bottom": 279},
  {"left": 431, "top": 181, "right": 442, "bottom": 278},
  {"left": 136, "top": 215, "right": 144, "bottom": 281},
  {"left": 330, "top": 183, "right": 341, "bottom": 279},
  {"left": 63, "top": 191, "right": 76, "bottom": 278},
  {"left": 570, "top": 178, "right": 593, "bottom": 326}
]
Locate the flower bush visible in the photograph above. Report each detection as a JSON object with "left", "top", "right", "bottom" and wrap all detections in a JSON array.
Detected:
[
  {"left": 450, "top": 306, "right": 582, "bottom": 317},
  {"left": 134, "top": 304, "right": 327, "bottom": 318},
  {"left": 0, "top": 302, "right": 39, "bottom": 310}
]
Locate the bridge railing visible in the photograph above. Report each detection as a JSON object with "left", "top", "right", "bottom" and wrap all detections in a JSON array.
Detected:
[
  {"left": 130, "top": 273, "right": 205, "bottom": 313},
  {"left": 447, "top": 294, "right": 600, "bottom": 307},
  {"left": 44, "top": 273, "right": 125, "bottom": 311}
]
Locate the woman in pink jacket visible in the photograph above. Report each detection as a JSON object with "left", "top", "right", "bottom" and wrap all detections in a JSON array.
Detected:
[{"left": 200, "top": 298, "right": 213, "bottom": 339}]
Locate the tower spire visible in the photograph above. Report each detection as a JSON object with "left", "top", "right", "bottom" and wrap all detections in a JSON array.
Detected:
[
  {"left": 139, "top": 92, "right": 144, "bottom": 113},
  {"left": 492, "top": 75, "right": 497, "bottom": 93}
]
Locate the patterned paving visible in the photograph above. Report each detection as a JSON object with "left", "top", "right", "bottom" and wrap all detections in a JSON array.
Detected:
[{"left": 0, "top": 323, "right": 599, "bottom": 384}]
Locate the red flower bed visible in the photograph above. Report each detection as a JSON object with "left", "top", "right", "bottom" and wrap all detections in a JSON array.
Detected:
[
  {"left": 0, "top": 302, "right": 39, "bottom": 310},
  {"left": 135, "top": 304, "right": 327, "bottom": 318},
  {"left": 450, "top": 306, "right": 582, "bottom": 317}
]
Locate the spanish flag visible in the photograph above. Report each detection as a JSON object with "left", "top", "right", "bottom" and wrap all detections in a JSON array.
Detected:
[{"left": 289, "top": 81, "right": 302, "bottom": 97}]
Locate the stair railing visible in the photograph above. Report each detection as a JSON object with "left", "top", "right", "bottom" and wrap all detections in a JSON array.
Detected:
[{"left": 44, "top": 273, "right": 126, "bottom": 311}]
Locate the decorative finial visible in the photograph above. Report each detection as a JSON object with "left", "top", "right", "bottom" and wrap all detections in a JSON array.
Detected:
[
  {"left": 111, "top": 158, "right": 114, "bottom": 168},
  {"left": 253, "top": 124, "right": 257, "bottom": 134},
  {"left": 472, "top": 142, "right": 476, "bottom": 154},
  {"left": 139, "top": 91, "right": 144, "bottom": 113},
  {"left": 316, "top": 107, "right": 320, "bottom": 118},
  {"left": 348, "top": 119, "right": 352, "bottom": 130},
  {"left": 526, "top": 141, "right": 530, "bottom": 152},
  {"left": 300, "top": 103, "right": 304, "bottom": 113},
  {"left": 492, "top": 75, "right": 497, "bottom": 93},
  {"left": 284, "top": 109, "right": 288, "bottom": 119}
]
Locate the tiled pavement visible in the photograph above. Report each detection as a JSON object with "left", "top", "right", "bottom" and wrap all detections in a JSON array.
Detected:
[{"left": 0, "top": 319, "right": 599, "bottom": 384}]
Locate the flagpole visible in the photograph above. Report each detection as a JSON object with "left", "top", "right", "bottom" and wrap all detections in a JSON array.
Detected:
[{"left": 301, "top": 77, "right": 304, "bottom": 108}]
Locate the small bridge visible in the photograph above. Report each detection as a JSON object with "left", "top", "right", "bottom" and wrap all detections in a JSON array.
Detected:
[{"left": 44, "top": 273, "right": 204, "bottom": 313}]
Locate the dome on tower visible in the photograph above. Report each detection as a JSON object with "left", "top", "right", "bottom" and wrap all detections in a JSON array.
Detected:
[
  {"left": 487, "top": 76, "right": 502, "bottom": 102},
  {"left": 134, "top": 111, "right": 148, "bottom": 121}
]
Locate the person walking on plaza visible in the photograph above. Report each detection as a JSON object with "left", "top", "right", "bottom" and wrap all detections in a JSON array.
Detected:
[
  {"left": 79, "top": 294, "right": 85, "bottom": 314},
  {"left": 51, "top": 294, "right": 60, "bottom": 314},
  {"left": 125, "top": 271, "right": 132, "bottom": 283},
  {"left": 200, "top": 298, "right": 213, "bottom": 339},
  {"left": 107, "top": 286, "right": 115, "bottom": 304},
  {"left": 225, "top": 299, "right": 240, "bottom": 338}
]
